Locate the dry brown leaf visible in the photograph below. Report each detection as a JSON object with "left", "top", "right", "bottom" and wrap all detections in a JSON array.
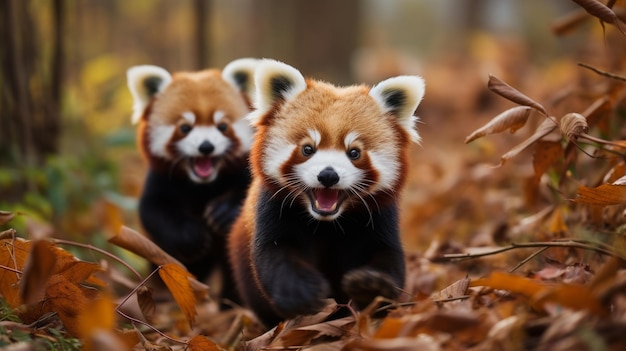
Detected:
[
  {"left": 0, "top": 210, "right": 15, "bottom": 226},
  {"left": 58, "top": 261, "right": 105, "bottom": 287},
  {"left": 19, "top": 240, "right": 57, "bottom": 305},
  {"left": 187, "top": 335, "right": 222, "bottom": 351},
  {"left": 431, "top": 277, "right": 470, "bottom": 301},
  {"left": 110, "top": 226, "right": 209, "bottom": 299},
  {"left": 499, "top": 117, "right": 558, "bottom": 166},
  {"left": 0, "top": 237, "right": 31, "bottom": 307},
  {"left": 274, "top": 317, "right": 355, "bottom": 347},
  {"left": 488, "top": 75, "right": 548, "bottom": 116},
  {"left": 44, "top": 274, "right": 89, "bottom": 336},
  {"left": 560, "top": 113, "right": 589, "bottom": 141},
  {"left": 465, "top": 106, "right": 533, "bottom": 144},
  {"left": 571, "top": 0, "right": 626, "bottom": 36},
  {"left": 533, "top": 141, "right": 563, "bottom": 181},
  {"left": 548, "top": 207, "right": 568, "bottom": 235},
  {"left": 109, "top": 226, "right": 184, "bottom": 267},
  {"left": 137, "top": 285, "right": 157, "bottom": 322},
  {"left": 582, "top": 96, "right": 611, "bottom": 129},
  {"left": 159, "top": 263, "right": 198, "bottom": 327},
  {"left": 574, "top": 183, "right": 626, "bottom": 206}
]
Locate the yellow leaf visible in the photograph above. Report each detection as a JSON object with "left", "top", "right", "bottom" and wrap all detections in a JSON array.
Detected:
[{"left": 158, "top": 263, "right": 197, "bottom": 327}]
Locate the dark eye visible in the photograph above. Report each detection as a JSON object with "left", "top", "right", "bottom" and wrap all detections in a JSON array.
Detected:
[
  {"left": 348, "top": 148, "right": 361, "bottom": 160},
  {"left": 302, "top": 144, "right": 315, "bottom": 157},
  {"left": 217, "top": 122, "right": 228, "bottom": 132},
  {"left": 179, "top": 123, "right": 192, "bottom": 134}
]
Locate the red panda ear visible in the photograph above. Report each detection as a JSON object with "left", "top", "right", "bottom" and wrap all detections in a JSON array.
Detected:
[
  {"left": 127, "top": 65, "right": 172, "bottom": 124},
  {"left": 369, "top": 76, "right": 425, "bottom": 143},
  {"left": 222, "top": 58, "right": 259, "bottom": 104},
  {"left": 247, "top": 59, "right": 307, "bottom": 125}
]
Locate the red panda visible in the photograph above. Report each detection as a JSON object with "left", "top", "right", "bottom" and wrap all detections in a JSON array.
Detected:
[
  {"left": 227, "top": 59, "right": 425, "bottom": 326},
  {"left": 126, "top": 58, "right": 257, "bottom": 303}
]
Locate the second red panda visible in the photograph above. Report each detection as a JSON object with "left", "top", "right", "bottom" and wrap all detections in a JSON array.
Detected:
[{"left": 228, "top": 59, "right": 425, "bottom": 326}]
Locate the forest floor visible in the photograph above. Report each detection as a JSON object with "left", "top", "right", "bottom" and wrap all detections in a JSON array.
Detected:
[{"left": 2, "top": 3, "right": 626, "bottom": 351}]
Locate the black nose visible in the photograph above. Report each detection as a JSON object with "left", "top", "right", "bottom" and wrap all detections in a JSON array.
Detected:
[
  {"left": 198, "top": 140, "right": 215, "bottom": 155},
  {"left": 317, "top": 167, "right": 339, "bottom": 187}
]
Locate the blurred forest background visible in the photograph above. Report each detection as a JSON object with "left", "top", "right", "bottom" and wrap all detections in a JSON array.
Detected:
[{"left": 0, "top": 0, "right": 611, "bottom": 256}]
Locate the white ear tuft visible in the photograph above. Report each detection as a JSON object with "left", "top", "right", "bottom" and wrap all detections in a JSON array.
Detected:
[
  {"left": 247, "top": 59, "right": 306, "bottom": 125},
  {"left": 127, "top": 65, "right": 172, "bottom": 124},
  {"left": 222, "top": 58, "right": 259, "bottom": 103},
  {"left": 369, "top": 76, "right": 425, "bottom": 143}
]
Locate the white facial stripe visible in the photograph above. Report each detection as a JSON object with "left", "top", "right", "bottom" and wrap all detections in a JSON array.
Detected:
[
  {"left": 368, "top": 149, "right": 400, "bottom": 192},
  {"left": 149, "top": 125, "right": 175, "bottom": 158},
  {"left": 213, "top": 110, "right": 226, "bottom": 123},
  {"left": 295, "top": 150, "right": 362, "bottom": 188},
  {"left": 177, "top": 126, "right": 231, "bottom": 156},
  {"left": 344, "top": 132, "right": 359, "bottom": 148},
  {"left": 308, "top": 129, "right": 321, "bottom": 147},
  {"left": 182, "top": 111, "right": 196, "bottom": 124},
  {"left": 264, "top": 138, "right": 296, "bottom": 180}
]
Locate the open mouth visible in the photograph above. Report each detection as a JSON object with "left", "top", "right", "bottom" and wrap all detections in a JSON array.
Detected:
[
  {"left": 189, "top": 156, "right": 216, "bottom": 180},
  {"left": 307, "top": 188, "right": 346, "bottom": 217}
]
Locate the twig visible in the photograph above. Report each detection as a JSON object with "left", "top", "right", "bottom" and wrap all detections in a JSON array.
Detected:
[
  {"left": 51, "top": 239, "right": 142, "bottom": 280},
  {"left": 0, "top": 263, "right": 22, "bottom": 274},
  {"left": 116, "top": 309, "right": 188, "bottom": 345},
  {"left": 439, "top": 239, "right": 622, "bottom": 262},
  {"left": 578, "top": 62, "right": 626, "bottom": 82},
  {"left": 509, "top": 247, "right": 549, "bottom": 273}
]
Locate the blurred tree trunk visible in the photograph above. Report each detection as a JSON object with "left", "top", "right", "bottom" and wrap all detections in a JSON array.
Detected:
[
  {"left": 0, "top": 0, "right": 64, "bottom": 167},
  {"left": 291, "top": 0, "right": 360, "bottom": 85},
  {"left": 194, "top": 0, "right": 210, "bottom": 69}
]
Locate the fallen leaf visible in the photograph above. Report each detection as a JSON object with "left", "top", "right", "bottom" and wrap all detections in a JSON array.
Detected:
[
  {"left": 44, "top": 274, "right": 89, "bottom": 336},
  {"left": 560, "top": 112, "right": 589, "bottom": 141},
  {"left": 77, "top": 294, "right": 118, "bottom": 350},
  {"left": 431, "top": 277, "right": 470, "bottom": 302},
  {"left": 188, "top": 335, "right": 222, "bottom": 351},
  {"left": 533, "top": 141, "right": 563, "bottom": 181},
  {"left": 19, "top": 240, "right": 57, "bottom": 305},
  {"left": 465, "top": 106, "right": 533, "bottom": 144},
  {"left": 109, "top": 226, "right": 209, "bottom": 299},
  {"left": 0, "top": 237, "right": 31, "bottom": 307},
  {"left": 137, "top": 285, "right": 156, "bottom": 322},
  {"left": 499, "top": 117, "right": 558, "bottom": 166},
  {"left": 159, "top": 263, "right": 197, "bottom": 327},
  {"left": 488, "top": 75, "right": 549, "bottom": 116},
  {"left": 574, "top": 183, "right": 626, "bottom": 206}
]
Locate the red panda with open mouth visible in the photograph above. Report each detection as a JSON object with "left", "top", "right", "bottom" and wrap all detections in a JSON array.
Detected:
[
  {"left": 228, "top": 59, "right": 425, "bottom": 327},
  {"left": 127, "top": 58, "right": 257, "bottom": 303}
]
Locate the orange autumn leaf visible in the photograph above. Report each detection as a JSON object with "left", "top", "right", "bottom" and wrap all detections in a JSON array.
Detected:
[
  {"left": 76, "top": 294, "right": 120, "bottom": 351},
  {"left": 187, "top": 335, "right": 222, "bottom": 351},
  {"left": 574, "top": 183, "right": 626, "bottom": 206},
  {"left": 159, "top": 263, "right": 197, "bottom": 327},
  {"left": 19, "top": 240, "right": 57, "bottom": 305},
  {"left": 0, "top": 237, "right": 31, "bottom": 307},
  {"left": 533, "top": 141, "right": 563, "bottom": 181},
  {"left": 471, "top": 271, "right": 606, "bottom": 315},
  {"left": 44, "top": 274, "right": 89, "bottom": 336}
]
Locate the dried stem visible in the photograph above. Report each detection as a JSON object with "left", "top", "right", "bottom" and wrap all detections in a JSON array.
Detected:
[
  {"left": 578, "top": 62, "right": 626, "bottom": 82},
  {"left": 439, "top": 239, "right": 622, "bottom": 262}
]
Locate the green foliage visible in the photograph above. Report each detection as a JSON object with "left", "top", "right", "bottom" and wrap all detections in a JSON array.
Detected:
[{"left": 0, "top": 298, "right": 21, "bottom": 323}]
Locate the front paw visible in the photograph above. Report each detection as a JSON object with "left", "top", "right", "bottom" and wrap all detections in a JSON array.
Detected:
[
  {"left": 342, "top": 269, "right": 399, "bottom": 309},
  {"left": 269, "top": 272, "right": 330, "bottom": 319}
]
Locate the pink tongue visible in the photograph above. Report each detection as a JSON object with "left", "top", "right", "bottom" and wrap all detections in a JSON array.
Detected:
[
  {"left": 314, "top": 189, "right": 339, "bottom": 211},
  {"left": 193, "top": 157, "right": 213, "bottom": 178}
]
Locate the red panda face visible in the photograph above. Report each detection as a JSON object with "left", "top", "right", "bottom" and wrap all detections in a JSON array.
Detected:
[
  {"left": 248, "top": 60, "right": 425, "bottom": 221},
  {"left": 127, "top": 59, "right": 257, "bottom": 183}
]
